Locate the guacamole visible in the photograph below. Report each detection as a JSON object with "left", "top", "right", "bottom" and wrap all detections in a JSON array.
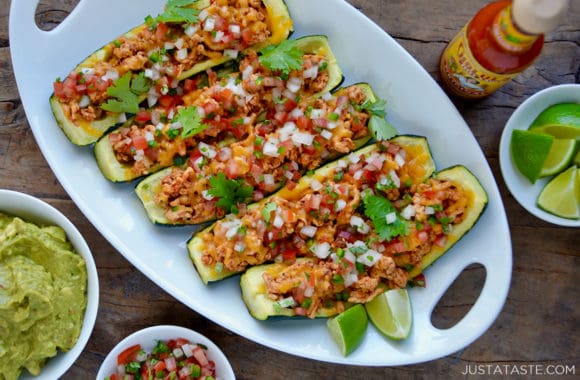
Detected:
[{"left": 0, "top": 213, "right": 87, "bottom": 380}]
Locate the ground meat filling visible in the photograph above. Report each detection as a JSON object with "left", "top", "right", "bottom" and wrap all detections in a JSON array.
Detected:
[
  {"left": 106, "top": 51, "right": 331, "bottom": 177},
  {"left": 198, "top": 140, "right": 469, "bottom": 318},
  {"left": 154, "top": 85, "right": 371, "bottom": 224},
  {"left": 53, "top": 0, "right": 271, "bottom": 124}
]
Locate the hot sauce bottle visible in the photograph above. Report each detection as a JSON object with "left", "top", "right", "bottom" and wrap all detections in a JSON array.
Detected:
[{"left": 439, "top": 0, "right": 569, "bottom": 99}]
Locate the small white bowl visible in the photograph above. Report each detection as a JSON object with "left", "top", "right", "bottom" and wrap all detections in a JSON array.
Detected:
[
  {"left": 0, "top": 189, "right": 99, "bottom": 379},
  {"left": 97, "top": 325, "right": 236, "bottom": 380},
  {"left": 499, "top": 84, "right": 580, "bottom": 227}
]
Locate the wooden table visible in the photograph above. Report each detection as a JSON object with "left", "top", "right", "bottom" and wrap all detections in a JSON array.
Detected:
[{"left": 1, "top": 0, "right": 578, "bottom": 378}]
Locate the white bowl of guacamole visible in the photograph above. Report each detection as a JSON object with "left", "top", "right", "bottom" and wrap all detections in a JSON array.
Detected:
[{"left": 0, "top": 189, "right": 99, "bottom": 380}]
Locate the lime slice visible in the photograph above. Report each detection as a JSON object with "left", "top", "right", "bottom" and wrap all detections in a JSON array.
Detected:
[
  {"left": 539, "top": 138, "right": 578, "bottom": 177},
  {"left": 327, "top": 304, "right": 368, "bottom": 356},
  {"left": 510, "top": 129, "right": 554, "bottom": 183},
  {"left": 529, "top": 102, "right": 580, "bottom": 129},
  {"left": 529, "top": 124, "right": 580, "bottom": 140},
  {"left": 365, "top": 288, "right": 412, "bottom": 340},
  {"left": 537, "top": 166, "right": 579, "bottom": 220}
]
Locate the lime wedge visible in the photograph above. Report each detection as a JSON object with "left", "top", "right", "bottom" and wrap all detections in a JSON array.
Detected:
[
  {"left": 575, "top": 150, "right": 580, "bottom": 166},
  {"left": 529, "top": 103, "right": 580, "bottom": 129},
  {"left": 327, "top": 304, "right": 368, "bottom": 356},
  {"left": 510, "top": 129, "right": 554, "bottom": 183},
  {"left": 537, "top": 166, "right": 579, "bottom": 220},
  {"left": 539, "top": 138, "right": 578, "bottom": 177},
  {"left": 529, "top": 124, "right": 580, "bottom": 140},
  {"left": 365, "top": 288, "right": 412, "bottom": 340}
]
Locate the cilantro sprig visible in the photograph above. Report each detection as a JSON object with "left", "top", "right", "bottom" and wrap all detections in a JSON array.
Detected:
[
  {"left": 362, "top": 193, "right": 408, "bottom": 242},
  {"left": 208, "top": 173, "right": 254, "bottom": 214},
  {"left": 148, "top": 0, "right": 200, "bottom": 25},
  {"left": 101, "top": 72, "right": 150, "bottom": 114},
  {"left": 173, "top": 106, "right": 209, "bottom": 139},
  {"left": 359, "top": 97, "right": 398, "bottom": 141},
  {"left": 259, "top": 40, "right": 304, "bottom": 77}
]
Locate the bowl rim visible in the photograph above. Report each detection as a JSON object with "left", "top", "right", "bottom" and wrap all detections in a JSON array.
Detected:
[
  {"left": 0, "top": 189, "right": 99, "bottom": 379},
  {"left": 498, "top": 83, "right": 580, "bottom": 227},
  {"left": 96, "top": 324, "right": 236, "bottom": 380}
]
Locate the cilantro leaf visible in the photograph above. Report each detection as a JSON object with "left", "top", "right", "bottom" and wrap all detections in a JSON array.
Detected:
[
  {"left": 101, "top": 72, "right": 140, "bottom": 113},
  {"left": 174, "top": 106, "right": 209, "bottom": 139},
  {"left": 259, "top": 40, "right": 304, "bottom": 76},
  {"left": 208, "top": 173, "right": 254, "bottom": 214},
  {"left": 261, "top": 202, "right": 278, "bottom": 223},
  {"left": 131, "top": 72, "right": 151, "bottom": 94},
  {"left": 362, "top": 194, "right": 408, "bottom": 242},
  {"left": 361, "top": 97, "right": 387, "bottom": 118},
  {"left": 156, "top": 0, "right": 200, "bottom": 24},
  {"left": 369, "top": 115, "right": 398, "bottom": 141}
]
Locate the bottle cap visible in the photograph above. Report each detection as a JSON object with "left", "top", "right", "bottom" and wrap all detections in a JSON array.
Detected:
[{"left": 513, "top": 0, "right": 569, "bottom": 34}]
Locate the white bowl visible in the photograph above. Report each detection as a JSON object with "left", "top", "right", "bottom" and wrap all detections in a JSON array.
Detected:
[
  {"left": 499, "top": 84, "right": 580, "bottom": 227},
  {"left": 97, "top": 325, "right": 236, "bottom": 380},
  {"left": 0, "top": 189, "right": 99, "bottom": 379}
]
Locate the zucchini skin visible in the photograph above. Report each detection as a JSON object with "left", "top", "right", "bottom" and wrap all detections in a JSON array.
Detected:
[
  {"left": 50, "top": 0, "right": 293, "bottom": 146},
  {"left": 188, "top": 135, "right": 435, "bottom": 284},
  {"left": 94, "top": 35, "right": 344, "bottom": 183},
  {"left": 239, "top": 165, "right": 488, "bottom": 320},
  {"left": 135, "top": 82, "right": 380, "bottom": 226}
]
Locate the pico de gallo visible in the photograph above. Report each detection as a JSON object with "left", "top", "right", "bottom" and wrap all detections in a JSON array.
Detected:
[
  {"left": 53, "top": 0, "right": 276, "bottom": 126},
  {"left": 105, "top": 42, "right": 333, "bottom": 178},
  {"left": 196, "top": 138, "right": 471, "bottom": 318},
  {"left": 150, "top": 83, "right": 375, "bottom": 225},
  {"left": 104, "top": 338, "right": 216, "bottom": 380}
]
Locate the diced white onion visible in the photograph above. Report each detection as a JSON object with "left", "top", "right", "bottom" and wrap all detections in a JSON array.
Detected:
[
  {"left": 234, "top": 241, "right": 246, "bottom": 253},
  {"left": 80, "top": 67, "right": 94, "bottom": 75},
  {"left": 389, "top": 169, "right": 401, "bottom": 188},
  {"left": 176, "top": 48, "right": 188, "bottom": 61},
  {"left": 300, "top": 226, "right": 317, "bottom": 238},
  {"left": 182, "top": 344, "right": 195, "bottom": 358},
  {"left": 320, "top": 129, "right": 333, "bottom": 140},
  {"left": 337, "top": 159, "right": 347, "bottom": 169},
  {"left": 303, "top": 65, "right": 318, "bottom": 79},
  {"left": 335, "top": 199, "right": 347, "bottom": 212},
  {"left": 242, "top": 65, "right": 254, "bottom": 80},
  {"left": 401, "top": 205, "right": 416, "bottom": 219},
  {"left": 321, "top": 92, "right": 333, "bottom": 101},
  {"left": 326, "top": 121, "right": 337, "bottom": 130},
  {"left": 350, "top": 216, "right": 364, "bottom": 227},
  {"left": 312, "top": 242, "right": 331, "bottom": 259},
  {"left": 199, "top": 9, "right": 208, "bottom": 21},
  {"left": 309, "top": 179, "right": 323, "bottom": 191},
  {"left": 289, "top": 107, "right": 304, "bottom": 120},
  {"left": 304, "top": 286, "right": 314, "bottom": 298},
  {"left": 174, "top": 38, "right": 185, "bottom": 49},
  {"left": 198, "top": 142, "right": 216, "bottom": 159},
  {"left": 214, "top": 30, "right": 224, "bottom": 42},
  {"left": 229, "top": 24, "right": 241, "bottom": 35},
  {"left": 144, "top": 131, "right": 154, "bottom": 142},
  {"left": 353, "top": 170, "right": 363, "bottom": 180},
  {"left": 385, "top": 212, "right": 397, "bottom": 224},
  {"left": 263, "top": 139, "right": 280, "bottom": 157},
  {"left": 349, "top": 153, "right": 361, "bottom": 164},
  {"left": 102, "top": 70, "right": 119, "bottom": 81},
  {"left": 343, "top": 250, "right": 356, "bottom": 264},
  {"left": 203, "top": 17, "right": 215, "bottom": 31},
  {"left": 310, "top": 109, "right": 324, "bottom": 119},
  {"left": 117, "top": 113, "right": 127, "bottom": 123},
  {"left": 394, "top": 152, "right": 406, "bottom": 167},
  {"left": 425, "top": 206, "right": 435, "bottom": 215},
  {"left": 263, "top": 174, "right": 275, "bottom": 185},
  {"left": 344, "top": 273, "right": 359, "bottom": 287},
  {"left": 273, "top": 214, "right": 284, "bottom": 229},
  {"left": 356, "top": 249, "right": 382, "bottom": 267},
  {"left": 184, "top": 25, "right": 198, "bottom": 37},
  {"left": 147, "top": 93, "right": 159, "bottom": 108},
  {"left": 201, "top": 190, "right": 214, "bottom": 201},
  {"left": 276, "top": 296, "right": 296, "bottom": 308},
  {"left": 286, "top": 77, "right": 302, "bottom": 93},
  {"left": 78, "top": 95, "right": 90, "bottom": 108},
  {"left": 278, "top": 121, "right": 297, "bottom": 141},
  {"left": 291, "top": 131, "right": 314, "bottom": 146},
  {"left": 173, "top": 348, "right": 184, "bottom": 359},
  {"left": 224, "top": 49, "right": 239, "bottom": 59}
]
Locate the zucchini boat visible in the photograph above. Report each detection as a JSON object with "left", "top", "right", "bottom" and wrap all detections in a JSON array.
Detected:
[
  {"left": 50, "top": 0, "right": 293, "bottom": 146},
  {"left": 188, "top": 135, "right": 436, "bottom": 284},
  {"left": 136, "top": 82, "right": 386, "bottom": 226},
  {"left": 238, "top": 164, "right": 488, "bottom": 320},
  {"left": 93, "top": 35, "right": 344, "bottom": 182}
]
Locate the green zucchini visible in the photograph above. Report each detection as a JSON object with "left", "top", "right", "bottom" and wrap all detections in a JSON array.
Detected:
[
  {"left": 93, "top": 35, "right": 344, "bottom": 183},
  {"left": 408, "top": 165, "right": 488, "bottom": 278},
  {"left": 135, "top": 82, "right": 382, "bottom": 226},
  {"left": 50, "top": 0, "right": 293, "bottom": 146},
  {"left": 238, "top": 164, "right": 488, "bottom": 320},
  {"left": 188, "top": 135, "right": 436, "bottom": 284}
]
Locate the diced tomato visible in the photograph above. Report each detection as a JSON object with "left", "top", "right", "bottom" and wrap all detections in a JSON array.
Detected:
[
  {"left": 295, "top": 115, "right": 311, "bottom": 130},
  {"left": 224, "top": 158, "right": 242, "bottom": 179},
  {"left": 294, "top": 307, "right": 308, "bottom": 316},
  {"left": 283, "top": 248, "right": 298, "bottom": 261},
  {"left": 202, "top": 100, "right": 219, "bottom": 116},
  {"left": 292, "top": 286, "right": 305, "bottom": 303},
  {"left": 117, "top": 344, "right": 142, "bottom": 365},
  {"left": 213, "top": 15, "right": 228, "bottom": 31},
  {"left": 132, "top": 135, "right": 149, "bottom": 151},
  {"left": 284, "top": 99, "right": 297, "bottom": 112},
  {"left": 434, "top": 235, "right": 448, "bottom": 247},
  {"left": 241, "top": 28, "right": 253, "bottom": 45},
  {"left": 183, "top": 78, "right": 198, "bottom": 92},
  {"left": 286, "top": 180, "right": 297, "bottom": 191},
  {"left": 273, "top": 110, "right": 289, "bottom": 125},
  {"left": 281, "top": 208, "right": 296, "bottom": 223},
  {"left": 417, "top": 230, "right": 429, "bottom": 243},
  {"left": 155, "top": 22, "right": 168, "bottom": 41},
  {"left": 256, "top": 122, "right": 274, "bottom": 137},
  {"left": 192, "top": 346, "right": 209, "bottom": 366},
  {"left": 135, "top": 110, "right": 152, "bottom": 123}
]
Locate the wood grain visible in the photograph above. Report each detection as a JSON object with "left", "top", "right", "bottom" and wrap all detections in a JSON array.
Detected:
[{"left": 1, "top": 0, "right": 578, "bottom": 379}]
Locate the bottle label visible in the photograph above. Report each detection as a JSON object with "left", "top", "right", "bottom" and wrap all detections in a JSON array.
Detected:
[
  {"left": 439, "top": 25, "right": 519, "bottom": 98},
  {"left": 492, "top": 5, "right": 537, "bottom": 53}
]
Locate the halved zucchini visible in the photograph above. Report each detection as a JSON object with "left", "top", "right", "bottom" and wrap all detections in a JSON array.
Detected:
[
  {"left": 239, "top": 165, "right": 488, "bottom": 320},
  {"left": 135, "top": 82, "right": 382, "bottom": 226},
  {"left": 188, "top": 135, "right": 435, "bottom": 284},
  {"left": 408, "top": 165, "right": 488, "bottom": 278},
  {"left": 94, "top": 35, "right": 344, "bottom": 183},
  {"left": 50, "top": 0, "right": 293, "bottom": 146}
]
